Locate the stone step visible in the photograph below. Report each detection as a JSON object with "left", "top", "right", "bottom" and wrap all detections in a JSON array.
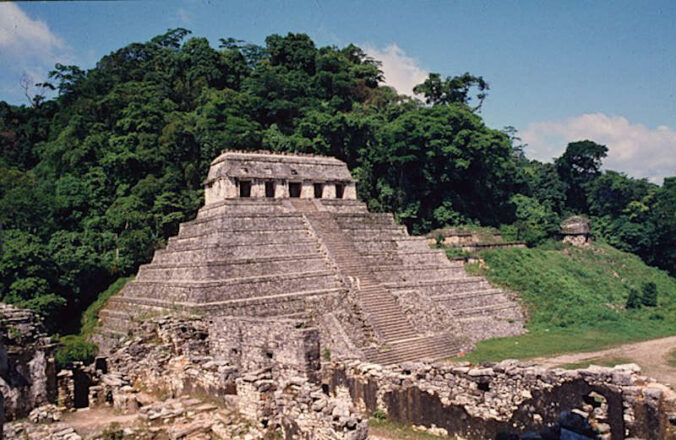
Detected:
[
  {"left": 358, "top": 296, "right": 401, "bottom": 305},
  {"left": 378, "top": 331, "right": 417, "bottom": 342},
  {"left": 373, "top": 327, "right": 417, "bottom": 338},
  {"left": 372, "top": 324, "right": 416, "bottom": 336},
  {"left": 359, "top": 305, "right": 402, "bottom": 314},
  {"left": 362, "top": 334, "right": 463, "bottom": 364},
  {"left": 366, "top": 315, "right": 413, "bottom": 326}
]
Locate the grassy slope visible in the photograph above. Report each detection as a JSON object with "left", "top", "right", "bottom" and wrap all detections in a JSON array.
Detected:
[
  {"left": 462, "top": 242, "right": 676, "bottom": 362},
  {"left": 53, "top": 276, "right": 133, "bottom": 367},
  {"left": 81, "top": 276, "right": 133, "bottom": 336}
]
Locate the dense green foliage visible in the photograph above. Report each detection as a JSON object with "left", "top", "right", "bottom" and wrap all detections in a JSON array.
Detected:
[
  {"left": 54, "top": 334, "right": 96, "bottom": 368},
  {"left": 0, "top": 30, "right": 673, "bottom": 333},
  {"left": 464, "top": 243, "right": 676, "bottom": 361}
]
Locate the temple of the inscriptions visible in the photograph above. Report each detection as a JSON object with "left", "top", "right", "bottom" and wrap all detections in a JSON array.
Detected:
[{"left": 97, "top": 151, "right": 524, "bottom": 364}]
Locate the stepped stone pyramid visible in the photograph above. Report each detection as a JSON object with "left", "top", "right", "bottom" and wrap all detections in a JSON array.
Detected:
[{"left": 98, "top": 151, "right": 524, "bottom": 364}]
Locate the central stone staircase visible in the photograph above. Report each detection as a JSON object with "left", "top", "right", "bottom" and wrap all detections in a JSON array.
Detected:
[{"left": 291, "top": 199, "right": 462, "bottom": 364}]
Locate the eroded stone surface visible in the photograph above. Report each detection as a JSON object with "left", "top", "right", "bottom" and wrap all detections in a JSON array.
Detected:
[{"left": 0, "top": 303, "right": 57, "bottom": 421}]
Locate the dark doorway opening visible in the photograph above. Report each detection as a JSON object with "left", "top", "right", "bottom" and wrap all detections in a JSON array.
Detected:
[
  {"left": 265, "top": 181, "right": 275, "bottom": 198},
  {"left": 73, "top": 369, "right": 90, "bottom": 408},
  {"left": 239, "top": 180, "right": 251, "bottom": 198},
  {"left": 314, "top": 183, "right": 323, "bottom": 198},
  {"left": 335, "top": 183, "right": 344, "bottom": 199},
  {"left": 289, "top": 182, "right": 302, "bottom": 198}
]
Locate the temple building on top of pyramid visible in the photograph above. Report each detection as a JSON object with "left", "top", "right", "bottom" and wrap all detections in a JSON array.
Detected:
[
  {"left": 204, "top": 152, "right": 357, "bottom": 203},
  {"left": 97, "top": 151, "right": 524, "bottom": 365}
]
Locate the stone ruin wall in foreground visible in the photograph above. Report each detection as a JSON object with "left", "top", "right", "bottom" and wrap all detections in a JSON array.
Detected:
[{"left": 1, "top": 310, "right": 675, "bottom": 439}]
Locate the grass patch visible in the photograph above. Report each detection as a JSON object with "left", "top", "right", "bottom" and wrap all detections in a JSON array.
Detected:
[
  {"left": 81, "top": 276, "right": 133, "bottom": 336},
  {"left": 558, "top": 356, "right": 632, "bottom": 370},
  {"left": 369, "top": 418, "right": 451, "bottom": 439},
  {"left": 444, "top": 247, "right": 470, "bottom": 259},
  {"left": 459, "top": 243, "right": 676, "bottom": 362}
]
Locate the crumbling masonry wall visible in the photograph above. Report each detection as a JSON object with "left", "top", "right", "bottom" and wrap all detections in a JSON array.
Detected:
[
  {"left": 0, "top": 304, "right": 57, "bottom": 420},
  {"left": 209, "top": 316, "right": 321, "bottom": 383},
  {"left": 101, "top": 316, "right": 367, "bottom": 439},
  {"left": 326, "top": 360, "right": 675, "bottom": 439}
]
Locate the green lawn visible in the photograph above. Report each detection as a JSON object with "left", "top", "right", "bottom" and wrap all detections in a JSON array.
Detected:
[
  {"left": 458, "top": 242, "right": 676, "bottom": 362},
  {"left": 558, "top": 356, "right": 632, "bottom": 370}
]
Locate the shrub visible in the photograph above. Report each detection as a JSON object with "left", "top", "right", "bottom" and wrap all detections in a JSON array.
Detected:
[
  {"left": 101, "top": 422, "right": 124, "bottom": 440},
  {"left": 435, "top": 233, "right": 445, "bottom": 248},
  {"left": 625, "top": 288, "right": 642, "bottom": 309},
  {"left": 372, "top": 409, "right": 387, "bottom": 421},
  {"left": 641, "top": 282, "right": 658, "bottom": 307},
  {"left": 54, "top": 335, "right": 96, "bottom": 369}
]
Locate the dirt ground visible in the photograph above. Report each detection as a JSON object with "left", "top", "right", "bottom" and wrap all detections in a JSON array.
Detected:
[
  {"left": 62, "top": 407, "right": 138, "bottom": 438},
  {"left": 532, "top": 335, "right": 676, "bottom": 388}
]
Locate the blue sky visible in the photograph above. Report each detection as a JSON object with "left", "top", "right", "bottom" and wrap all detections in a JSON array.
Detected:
[{"left": 1, "top": 0, "right": 674, "bottom": 181}]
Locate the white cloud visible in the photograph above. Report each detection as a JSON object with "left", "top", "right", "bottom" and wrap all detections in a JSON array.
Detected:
[
  {"left": 0, "top": 3, "right": 70, "bottom": 103},
  {"left": 363, "top": 43, "right": 428, "bottom": 97},
  {"left": 177, "top": 8, "right": 194, "bottom": 26},
  {"left": 521, "top": 113, "right": 676, "bottom": 183},
  {"left": 0, "top": 3, "right": 65, "bottom": 57}
]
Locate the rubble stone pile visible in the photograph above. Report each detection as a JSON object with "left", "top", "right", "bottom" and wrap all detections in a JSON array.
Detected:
[{"left": 3, "top": 404, "right": 79, "bottom": 440}]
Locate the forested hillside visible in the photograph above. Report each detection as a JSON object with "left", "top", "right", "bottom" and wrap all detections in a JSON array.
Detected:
[{"left": 0, "top": 30, "right": 673, "bottom": 333}]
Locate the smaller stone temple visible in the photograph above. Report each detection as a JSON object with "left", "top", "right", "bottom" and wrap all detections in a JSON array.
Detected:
[{"left": 560, "top": 215, "right": 591, "bottom": 246}]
